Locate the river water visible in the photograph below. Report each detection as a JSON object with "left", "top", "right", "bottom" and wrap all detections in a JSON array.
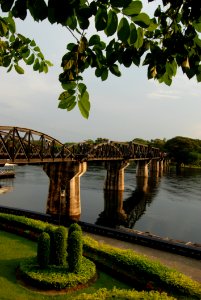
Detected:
[{"left": 0, "top": 163, "right": 200, "bottom": 244}]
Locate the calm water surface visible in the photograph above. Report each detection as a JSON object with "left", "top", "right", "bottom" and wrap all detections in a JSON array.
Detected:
[{"left": 0, "top": 163, "right": 200, "bottom": 244}]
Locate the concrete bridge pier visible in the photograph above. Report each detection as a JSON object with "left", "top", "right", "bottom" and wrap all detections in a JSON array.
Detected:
[
  {"left": 136, "top": 176, "right": 149, "bottom": 193},
  {"left": 104, "top": 161, "right": 129, "bottom": 191},
  {"left": 43, "top": 162, "right": 87, "bottom": 220},
  {"left": 149, "top": 160, "right": 160, "bottom": 177},
  {"left": 159, "top": 160, "right": 163, "bottom": 176},
  {"left": 136, "top": 160, "right": 149, "bottom": 177}
]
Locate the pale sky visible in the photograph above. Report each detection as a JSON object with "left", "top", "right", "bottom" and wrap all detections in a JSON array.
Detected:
[{"left": 1, "top": 3, "right": 201, "bottom": 143}]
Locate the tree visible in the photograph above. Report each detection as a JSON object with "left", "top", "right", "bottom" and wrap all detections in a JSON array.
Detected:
[
  {"left": 164, "top": 136, "right": 198, "bottom": 165},
  {"left": 1, "top": 1, "right": 201, "bottom": 118}
]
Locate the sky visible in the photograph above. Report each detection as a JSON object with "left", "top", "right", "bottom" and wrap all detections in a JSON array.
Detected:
[{"left": 1, "top": 3, "right": 201, "bottom": 143}]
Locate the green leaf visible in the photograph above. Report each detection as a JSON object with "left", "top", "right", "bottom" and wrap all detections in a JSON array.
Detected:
[
  {"left": 61, "top": 82, "right": 76, "bottom": 91},
  {"left": 95, "top": 68, "right": 103, "bottom": 77},
  {"left": 22, "top": 49, "right": 30, "bottom": 59},
  {"left": 194, "top": 36, "right": 201, "bottom": 49},
  {"left": 78, "top": 90, "right": 90, "bottom": 119},
  {"left": 67, "top": 43, "right": 77, "bottom": 51},
  {"left": 147, "top": 19, "right": 158, "bottom": 32},
  {"left": 128, "top": 23, "right": 137, "bottom": 45},
  {"left": 134, "top": 27, "right": 144, "bottom": 49},
  {"left": 105, "top": 10, "right": 118, "bottom": 37},
  {"left": 14, "top": 64, "right": 24, "bottom": 74},
  {"left": 30, "top": 40, "right": 36, "bottom": 47},
  {"left": 26, "top": 53, "right": 35, "bottom": 65},
  {"left": 43, "top": 64, "right": 48, "bottom": 73},
  {"left": 58, "top": 94, "right": 76, "bottom": 111},
  {"left": 88, "top": 35, "right": 101, "bottom": 46},
  {"left": 117, "top": 17, "right": 130, "bottom": 42},
  {"left": 7, "top": 64, "right": 13, "bottom": 73},
  {"left": 109, "top": 64, "right": 121, "bottom": 77},
  {"left": 78, "top": 83, "right": 87, "bottom": 96},
  {"left": 0, "top": 19, "right": 8, "bottom": 35},
  {"left": 6, "top": 15, "right": 16, "bottom": 33},
  {"left": 33, "top": 58, "right": 40, "bottom": 71},
  {"left": 196, "top": 66, "right": 201, "bottom": 82},
  {"left": 66, "top": 15, "right": 77, "bottom": 30},
  {"left": 193, "top": 22, "right": 201, "bottom": 33},
  {"left": 45, "top": 60, "right": 53, "bottom": 67},
  {"left": 9, "top": 34, "right": 15, "bottom": 42},
  {"left": 95, "top": 7, "right": 108, "bottom": 31},
  {"left": 34, "top": 46, "right": 40, "bottom": 52},
  {"left": 166, "top": 62, "right": 175, "bottom": 77},
  {"left": 132, "top": 13, "right": 150, "bottom": 28},
  {"left": 122, "top": 1, "right": 142, "bottom": 16},
  {"left": 101, "top": 68, "right": 108, "bottom": 81}
]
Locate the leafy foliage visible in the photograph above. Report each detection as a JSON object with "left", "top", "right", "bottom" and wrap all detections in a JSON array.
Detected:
[
  {"left": 0, "top": 13, "right": 52, "bottom": 73},
  {"left": 1, "top": 1, "right": 201, "bottom": 118}
]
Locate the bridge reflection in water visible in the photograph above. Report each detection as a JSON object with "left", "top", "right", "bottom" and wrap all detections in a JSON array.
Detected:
[
  {"left": 0, "top": 126, "right": 168, "bottom": 221},
  {"left": 96, "top": 176, "right": 160, "bottom": 229}
]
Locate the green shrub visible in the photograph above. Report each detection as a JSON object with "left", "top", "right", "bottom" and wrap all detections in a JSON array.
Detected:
[
  {"left": 68, "top": 230, "right": 83, "bottom": 273},
  {"left": 67, "top": 222, "right": 82, "bottom": 253},
  {"left": 54, "top": 226, "right": 67, "bottom": 266},
  {"left": 73, "top": 288, "right": 176, "bottom": 300},
  {"left": 83, "top": 236, "right": 201, "bottom": 299},
  {"left": 68, "top": 222, "right": 82, "bottom": 236},
  {"left": 45, "top": 225, "right": 55, "bottom": 264},
  {"left": 19, "top": 256, "right": 96, "bottom": 290},
  {"left": 37, "top": 232, "right": 50, "bottom": 269}
]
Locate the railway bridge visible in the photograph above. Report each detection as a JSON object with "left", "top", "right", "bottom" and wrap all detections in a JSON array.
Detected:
[{"left": 0, "top": 126, "right": 167, "bottom": 220}]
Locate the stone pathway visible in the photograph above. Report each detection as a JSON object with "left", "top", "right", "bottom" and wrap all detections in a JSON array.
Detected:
[{"left": 85, "top": 233, "right": 201, "bottom": 283}]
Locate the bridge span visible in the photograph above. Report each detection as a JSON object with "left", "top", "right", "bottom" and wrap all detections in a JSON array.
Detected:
[
  {"left": 0, "top": 126, "right": 168, "bottom": 220},
  {"left": 0, "top": 126, "right": 162, "bottom": 164}
]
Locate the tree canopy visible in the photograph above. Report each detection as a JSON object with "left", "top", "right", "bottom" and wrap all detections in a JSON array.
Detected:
[{"left": 0, "top": 0, "right": 201, "bottom": 118}]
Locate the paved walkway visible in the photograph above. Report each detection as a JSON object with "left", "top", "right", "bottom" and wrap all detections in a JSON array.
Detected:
[{"left": 85, "top": 233, "right": 201, "bottom": 283}]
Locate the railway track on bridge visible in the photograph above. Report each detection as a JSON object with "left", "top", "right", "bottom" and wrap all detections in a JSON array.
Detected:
[{"left": 0, "top": 205, "right": 200, "bottom": 260}]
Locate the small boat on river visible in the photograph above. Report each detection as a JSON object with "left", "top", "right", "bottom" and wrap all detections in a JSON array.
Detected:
[{"left": 0, "top": 163, "right": 16, "bottom": 178}]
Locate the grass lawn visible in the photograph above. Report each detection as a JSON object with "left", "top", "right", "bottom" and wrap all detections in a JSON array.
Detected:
[{"left": 0, "top": 230, "right": 132, "bottom": 300}]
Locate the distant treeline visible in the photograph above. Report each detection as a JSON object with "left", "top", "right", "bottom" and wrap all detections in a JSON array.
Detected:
[{"left": 65, "top": 136, "right": 201, "bottom": 167}]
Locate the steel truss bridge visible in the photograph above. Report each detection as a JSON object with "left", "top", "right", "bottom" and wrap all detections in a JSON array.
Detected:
[{"left": 0, "top": 126, "right": 162, "bottom": 165}]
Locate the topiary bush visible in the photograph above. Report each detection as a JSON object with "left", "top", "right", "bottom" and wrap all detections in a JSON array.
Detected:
[
  {"left": 67, "top": 222, "right": 82, "bottom": 253},
  {"left": 37, "top": 232, "right": 50, "bottom": 269},
  {"left": 68, "top": 222, "right": 82, "bottom": 236},
  {"left": 45, "top": 225, "right": 55, "bottom": 265},
  {"left": 54, "top": 226, "right": 67, "bottom": 266},
  {"left": 68, "top": 230, "right": 83, "bottom": 273}
]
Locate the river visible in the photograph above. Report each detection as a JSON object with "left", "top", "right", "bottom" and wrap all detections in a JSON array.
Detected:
[{"left": 0, "top": 163, "right": 200, "bottom": 244}]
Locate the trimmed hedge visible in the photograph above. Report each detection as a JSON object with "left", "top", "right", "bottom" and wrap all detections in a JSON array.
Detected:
[
  {"left": 72, "top": 287, "right": 176, "bottom": 300},
  {"left": 68, "top": 230, "right": 83, "bottom": 273},
  {"left": 37, "top": 232, "right": 50, "bottom": 268},
  {"left": 19, "top": 256, "right": 96, "bottom": 290},
  {"left": 44, "top": 225, "right": 55, "bottom": 264},
  {"left": 54, "top": 226, "right": 67, "bottom": 266},
  {"left": 68, "top": 222, "right": 82, "bottom": 236},
  {"left": 83, "top": 236, "right": 201, "bottom": 299}
]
